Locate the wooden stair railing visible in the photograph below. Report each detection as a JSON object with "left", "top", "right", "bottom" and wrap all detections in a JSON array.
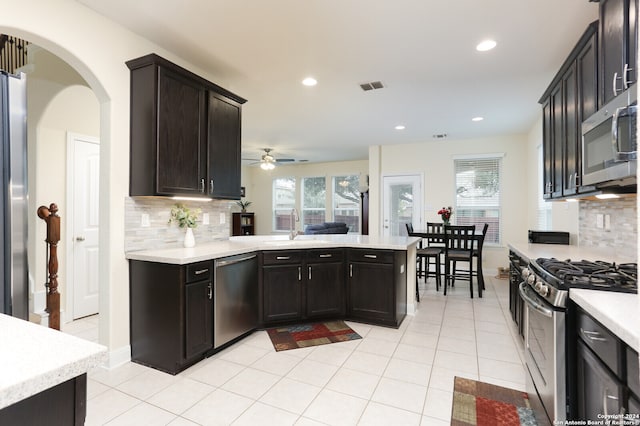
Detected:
[
  {"left": 0, "top": 34, "right": 29, "bottom": 74},
  {"left": 37, "top": 203, "right": 61, "bottom": 330}
]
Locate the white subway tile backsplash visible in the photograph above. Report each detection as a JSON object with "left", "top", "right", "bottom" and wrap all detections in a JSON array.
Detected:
[{"left": 124, "top": 197, "right": 235, "bottom": 252}]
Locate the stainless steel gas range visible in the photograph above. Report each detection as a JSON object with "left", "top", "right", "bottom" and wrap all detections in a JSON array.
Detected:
[{"left": 519, "top": 258, "right": 638, "bottom": 424}]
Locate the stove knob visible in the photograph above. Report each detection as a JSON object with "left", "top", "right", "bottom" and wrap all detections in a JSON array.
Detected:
[
  {"left": 521, "top": 268, "right": 530, "bottom": 279},
  {"left": 534, "top": 281, "right": 543, "bottom": 292},
  {"left": 527, "top": 274, "right": 536, "bottom": 285},
  {"left": 539, "top": 284, "right": 550, "bottom": 297}
]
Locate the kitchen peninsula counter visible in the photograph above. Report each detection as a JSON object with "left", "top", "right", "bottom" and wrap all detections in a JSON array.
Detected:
[
  {"left": 0, "top": 313, "right": 107, "bottom": 413},
  {"left": 125, "top": 234, "right": 421, "bottom": 264}
]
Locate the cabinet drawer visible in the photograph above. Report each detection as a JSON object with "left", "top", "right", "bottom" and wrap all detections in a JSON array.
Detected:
[
  {"left": 306, "top": 248, "right": 344, "bottom": 263},
  {"left": 186, "top": 261, "right": 213, "bottom": 283},
  {"left": 262, "top": 250, "right": 303, "bottom": 265},
  {"left": 348, "top": 249, "right": 394, "bottom": 264},
  {"left": 628, "top": 346, "right": 640, "bottom": 398},
  {"left": 577, "top": 308, "right": 623, "bottom": 376}
]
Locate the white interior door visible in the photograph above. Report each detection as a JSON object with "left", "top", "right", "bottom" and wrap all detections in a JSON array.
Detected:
[
  {"left": 68, "top": 134, "right": 100, "bottom": 319},
  {"left": 382, "top": 175, "right": 423, "bottom": 236}
]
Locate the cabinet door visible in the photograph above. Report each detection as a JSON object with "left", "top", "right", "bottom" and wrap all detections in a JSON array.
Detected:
[
  {"left": 576, "top": 30, "right": 598, "bottom": 194},
  {"left": 576, "top": 340, "right": 624, "bottom": 421},
  {"left": 600, "top": 0, "right": 627, "bottom": 105},
  {"left": 542, "top": 98, "right": 553, "bottom": 199},
  {"left": 157, "top": 67, "right": 206, "bottom": 195},
  {"left": 306, "top": 262, "right": 345, "bottom": 318},
  {"left": 551, "top": 84, "right": 564, "bottom": 198},
  {"left": 348, "top": 262, "right": 394, "bottom": 323},
  {"left": 563, "top": 63, "right": 579, "bottom": 196},
  {"left": 263, "top": 264, "right": 303, "bottom": 323},
  {"left": 185, "top": 279, "right": 213, "bottom": 359},
  {"left": 207, "top": 92, "right": 241, "bottom": 199}
]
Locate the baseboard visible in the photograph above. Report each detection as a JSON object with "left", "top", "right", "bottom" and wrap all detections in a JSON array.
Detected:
[{"left": 105, "top": 345, "right": 131, "bottom": 370}]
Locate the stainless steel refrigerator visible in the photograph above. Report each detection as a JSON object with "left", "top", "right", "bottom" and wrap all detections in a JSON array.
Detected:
[{"left": 0, "top": 71, "right": 28, "bottom": 320}]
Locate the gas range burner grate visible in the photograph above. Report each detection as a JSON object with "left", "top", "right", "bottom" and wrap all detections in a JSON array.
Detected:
[{"left": 535, "top": 258, "right": 638, "bottom": 293}]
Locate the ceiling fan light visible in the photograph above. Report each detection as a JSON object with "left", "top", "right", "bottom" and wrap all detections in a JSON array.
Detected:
[{"left": 260, "top": 161, "right": 275, "bottom": 170}]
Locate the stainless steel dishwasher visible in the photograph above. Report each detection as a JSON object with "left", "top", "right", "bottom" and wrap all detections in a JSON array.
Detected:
[{"left": 213, "top": 252, "right": 258, "bottom": 348}]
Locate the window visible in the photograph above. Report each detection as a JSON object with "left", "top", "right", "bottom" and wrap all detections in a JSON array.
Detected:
[
  {"left": 454, "top": 156, "right": 501, "bottom": 244},
  {"left": 537, "top": 145, "right": 552, "bottom": 230},
  {"left": 272, "top": 177, "right": 296, "bottom": 231},
  {"left": 301, "top": 177, "right": 326, "bottom": 227},
  {"left": 332, "top": 175, "right": 360, "bottom": 232}
]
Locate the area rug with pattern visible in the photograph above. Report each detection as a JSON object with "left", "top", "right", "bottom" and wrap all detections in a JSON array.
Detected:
[
  {"left": 451, "top": 377, "right": 538, "bottom": 426},
  {"left": 266, "top": 320, "right": 362, "bottom": 351}
]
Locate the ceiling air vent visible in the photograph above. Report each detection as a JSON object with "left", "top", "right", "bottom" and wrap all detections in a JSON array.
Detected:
[
  {"left": 432, "top": 133, "right": 448, "bottom": 139},
  {"left": 360, "top": 81, "right": 385, "bottom": 91}
]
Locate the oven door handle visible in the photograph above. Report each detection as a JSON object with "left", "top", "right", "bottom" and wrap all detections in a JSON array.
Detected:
[{"left": 519, "top": 282, "right": 553, "bottom": 318}]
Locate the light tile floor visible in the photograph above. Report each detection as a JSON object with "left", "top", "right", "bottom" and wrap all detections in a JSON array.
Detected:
[{"left": 68, "top": 275, "right": 526, "bottom": 425}]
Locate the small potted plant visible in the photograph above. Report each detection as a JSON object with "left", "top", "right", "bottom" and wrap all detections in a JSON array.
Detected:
[
  {"left": 168, "top": 203, "right": 201, "bottom": 247},
  {"left": 236, "top": 200, "right": 252, "bottom": 213}
]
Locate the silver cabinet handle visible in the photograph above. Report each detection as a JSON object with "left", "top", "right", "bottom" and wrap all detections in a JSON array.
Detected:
[
  {"left": 613, "top": 71, "right": 623, "bottom": 97},
  {"left": 276, "top": 256, "right": 290, "bottom": 260},
  {"left": 194, "top": 269, "right": 209, "bottom": 275},
  {"left": 210, "top": 179, "right": 214, "bottom": 194},
  {"left": 623, "top": 63, "right": 634, "bottom": 89},
  {"left": 207, "top": 283, "right": 212, "bottom": 300},
  {"left": 76, "top": 236, "right": 85, "bottom": 241},
  {"left": 580, "top": 328, "right": 607, "bottom": 342},
  {"left": 603, "top": 387, "right": 619, "bottom": 417},
  {"left": 364, "top": 254, "right": 377, "bottom": 259},
  {"left": 200, "top": 178, "right": 205, "bottom": 193},
  {"left": 349, "top": 264, "right": 353, "bottom": 277},
  {"left": 298, "top": 266, "right": 301, "bottom": 281},
  {"left": 308, "top": 266, "right": 312, "bottom": 280},
  {"left": 319, "top": 254, "right": 333, "bottom": 258}
]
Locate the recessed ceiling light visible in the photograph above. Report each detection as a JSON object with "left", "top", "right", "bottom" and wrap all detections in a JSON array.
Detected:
[
  {"left": 476, "top": 39, "right": 497, "bottom": 52},
  {"left": 302, "top": 77, "right": 317, "bottom": 86},
  {"left": 472, "top": 116, "right": 484, "bottom": 122},
  {"left": 395, "top": 125, "right": 405, "bottom": 130}
]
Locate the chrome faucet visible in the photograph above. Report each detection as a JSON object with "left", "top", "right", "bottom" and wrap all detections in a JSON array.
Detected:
[{"left": 289, "top": 208, "right": 299, "bottom": 240}]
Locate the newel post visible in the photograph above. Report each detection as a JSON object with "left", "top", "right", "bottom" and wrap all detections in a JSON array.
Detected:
[{"left": 37, "top": 203, "right": 61, "bottom": 330}]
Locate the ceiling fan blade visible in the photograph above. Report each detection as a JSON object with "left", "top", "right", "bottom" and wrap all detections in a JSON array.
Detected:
[
  {"left": 276, "top": 158, "right": 295, "bottom": 162},
  {"left": 242, "top": 158, "right": 261, "bottom": 161}
]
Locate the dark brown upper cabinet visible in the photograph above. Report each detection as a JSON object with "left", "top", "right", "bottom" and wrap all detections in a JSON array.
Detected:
[
  {"left": 127, "top": 54, "right": 246, "bottom": 199},
  {"left": 540, "top": 22, "right": 599, "bottom": 200},
  {"left": 600, "top": 0, "right": 638, "bottom": 106}
]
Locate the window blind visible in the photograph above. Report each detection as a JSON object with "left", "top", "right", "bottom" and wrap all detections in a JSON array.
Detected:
[{"left": 454, "top": 157, "right": 501, "bottom": 244}]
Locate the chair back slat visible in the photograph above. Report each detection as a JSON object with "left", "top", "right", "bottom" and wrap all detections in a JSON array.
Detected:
[
  {"left": 426, "top": 222, "right": 445, "bottom": 246},
  {"left": 444, "top": 225, "right": 476, "bottom": 252}
]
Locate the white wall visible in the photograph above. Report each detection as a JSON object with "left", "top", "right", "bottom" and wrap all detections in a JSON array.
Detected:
[
  {"left": 244, "top": 160, "right": 368, "bottom": 235},
  {"left": 372, "top": 135, "right": 529, "bottom": 271}
]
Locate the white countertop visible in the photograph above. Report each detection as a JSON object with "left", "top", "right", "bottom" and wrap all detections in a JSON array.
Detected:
[
  {"left": 0, "top": 314, "right": 107, "bottom": 410},
  {"left": 508, "top": 242, "right": 637, "bottom": 264},
  {"left": 125, "top": 234, "right": 421, "bottom": 264},
  {"left": 570, "top": 289, "right": 640, "bottom": 352}
]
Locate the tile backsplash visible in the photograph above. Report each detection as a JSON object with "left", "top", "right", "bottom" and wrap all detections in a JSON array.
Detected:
[
  {"left": 124, "top": 197, "right": 236, "bottom": 252},
  {"left": 579, "top": 197, "right": 637, "bottom": 259}
]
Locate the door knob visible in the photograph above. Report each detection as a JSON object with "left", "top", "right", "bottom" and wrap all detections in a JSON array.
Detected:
[{"left": 76, "top": 236, "right": 85, "bottom": 241}]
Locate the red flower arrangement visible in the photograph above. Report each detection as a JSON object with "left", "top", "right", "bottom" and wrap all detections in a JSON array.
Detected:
[{"left": 438, "top": 206, "right": 453, "bottom": 223}]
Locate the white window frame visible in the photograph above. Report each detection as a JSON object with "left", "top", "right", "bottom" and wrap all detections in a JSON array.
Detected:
[
  {"left": 331, "top": 174, "right": 360, "bottom": 233},
  {"left": 272, "top": 176, "right": 296, "bottom": 232},
  {"left": 301, "top": 176, "right": 326, "bottom": 228}
]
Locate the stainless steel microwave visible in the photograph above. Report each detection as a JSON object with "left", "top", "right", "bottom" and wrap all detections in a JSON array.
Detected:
[{"left": 581, "top": 85, "right": 637, "bottom": 186}]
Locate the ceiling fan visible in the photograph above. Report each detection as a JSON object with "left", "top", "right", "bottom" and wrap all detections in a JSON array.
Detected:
[{"left": 243, "top": 148, "right": 295, "bottom": 170}]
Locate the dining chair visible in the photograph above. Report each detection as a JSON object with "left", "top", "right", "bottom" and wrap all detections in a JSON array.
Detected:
[
  {"left": 443, "top": 225, "right": 476, "bottom": 298},
  {"left": 406, "top": 223, "right": 423, "bottom": 301},
  {"left": 472, "top": 223, "right": 489, "bottom": 290}
]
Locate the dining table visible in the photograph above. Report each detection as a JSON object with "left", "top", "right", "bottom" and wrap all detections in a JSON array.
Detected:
[{"left": 409, "top": 227, "right": 486, "bottom": 298}]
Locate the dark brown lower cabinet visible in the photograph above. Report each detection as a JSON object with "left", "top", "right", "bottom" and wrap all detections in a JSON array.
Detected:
[
  {"left": 0, "top": 374, "right": 87, "bottom": 426},
  {"left": 129, "top": 260, "right": 213, "bottom": 374},
  {"left": 347, "top": 249, "right": 406, "bottom": 328},
  {"left": 260, "top": 249, "right": 345, "bottom": 326},
  {"left": 576, "top": 339, "right": 624, "bottom": 420}
]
